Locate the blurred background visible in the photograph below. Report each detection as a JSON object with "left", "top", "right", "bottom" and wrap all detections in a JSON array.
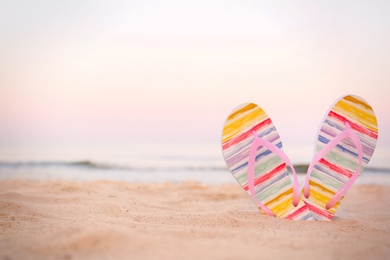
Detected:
[{"left": 0, "top": 1, "right": 389, "bottom": 182}]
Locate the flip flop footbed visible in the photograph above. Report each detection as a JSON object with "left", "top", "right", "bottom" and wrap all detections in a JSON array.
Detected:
[
  {"left": 303, "top": 95, "right": 378, "bottom": 220},
  {"left": 221, "top": 103, "right": 306, "bottom": 219}
]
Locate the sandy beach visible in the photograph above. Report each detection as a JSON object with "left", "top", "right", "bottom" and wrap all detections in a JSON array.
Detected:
[{"left": 0, "top": 180, "right": 389, "bottom": 259}]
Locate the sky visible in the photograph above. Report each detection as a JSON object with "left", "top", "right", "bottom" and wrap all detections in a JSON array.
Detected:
[{"left": 0, "top": 1, "right": 389, "bottom": 150}]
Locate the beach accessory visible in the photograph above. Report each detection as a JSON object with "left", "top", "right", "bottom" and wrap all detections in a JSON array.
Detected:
[
  {"left": 221, "top": 103, "right": 305, "bottom": 219},
  {"left": 302, "top": 95, "right": 378, "bottom": 220}
]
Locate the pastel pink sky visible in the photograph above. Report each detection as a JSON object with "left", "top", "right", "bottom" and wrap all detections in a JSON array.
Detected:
[{"left": 1, "top": 1, "right": 389, "bottom": 147}]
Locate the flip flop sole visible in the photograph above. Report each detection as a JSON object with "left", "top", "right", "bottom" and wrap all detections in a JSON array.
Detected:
[
  {"left": 221, "top": 103, "right": 307, "bottom": 219},
  {"left": 303, "top": 95, "right": 379, "bottom": 220}
]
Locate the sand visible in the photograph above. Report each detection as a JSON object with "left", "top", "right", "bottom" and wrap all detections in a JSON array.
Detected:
[{"left": 0, "top": 180, "right": 389, "bottom": 260}]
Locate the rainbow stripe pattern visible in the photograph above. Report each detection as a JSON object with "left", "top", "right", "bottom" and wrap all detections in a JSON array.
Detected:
[
  {"left": 221, "top": 103, "right": 307, "bottom": 220},
  {"left": 302, "top": 95, "right": 378, "bottom": 220}
]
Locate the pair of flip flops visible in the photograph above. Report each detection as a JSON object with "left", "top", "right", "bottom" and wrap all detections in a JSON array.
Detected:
[{"left": 221, "top": 95, "right": 378, "bottom": 221}]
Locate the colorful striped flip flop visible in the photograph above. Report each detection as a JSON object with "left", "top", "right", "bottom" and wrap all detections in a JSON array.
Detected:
[
  {"left": 302, "top": 95, "right": 379, "bottom": 220},
  {"left": 221, "top": 103, "right": 307, "bottom": 220}
]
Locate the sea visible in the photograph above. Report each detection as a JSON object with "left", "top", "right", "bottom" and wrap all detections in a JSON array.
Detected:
[{"left": 0, "top": 141, "right": 389, "bottom": 185}]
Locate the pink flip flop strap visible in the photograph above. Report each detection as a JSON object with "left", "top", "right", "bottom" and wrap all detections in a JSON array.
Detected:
[
  {"left": 247, "top": 131, "right": 300, "bottom": 217},
  {"left": 304, "top": 122, "right": 363, "bottom": 210}
]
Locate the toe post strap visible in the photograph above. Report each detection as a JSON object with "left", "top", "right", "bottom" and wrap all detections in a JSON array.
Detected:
[
  {"left": 304, "top": 122, "right": 363, "bottom": 209},
  {"left": 247, "top": 130, "right": 300, "bottom": 217}
]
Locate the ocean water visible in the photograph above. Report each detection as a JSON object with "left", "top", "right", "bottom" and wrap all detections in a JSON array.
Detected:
[{"left": 0, "top": 141, "right": 389, "bottom": 185}]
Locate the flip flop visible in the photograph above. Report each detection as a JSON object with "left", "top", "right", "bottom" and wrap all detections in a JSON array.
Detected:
[
  {"left": 303, "top": 95, "right": 379, "bottom": 220},
  {"left": 221, "top": 103, "right": 307, "bottom": 219}
]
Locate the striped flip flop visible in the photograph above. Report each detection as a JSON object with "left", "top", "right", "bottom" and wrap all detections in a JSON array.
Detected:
[
  {"left": 221, "top": 103, "right": 306, "bottom": 220},
  {"left": 302, "top": 95, "right": 379, "bottom": 220}
]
